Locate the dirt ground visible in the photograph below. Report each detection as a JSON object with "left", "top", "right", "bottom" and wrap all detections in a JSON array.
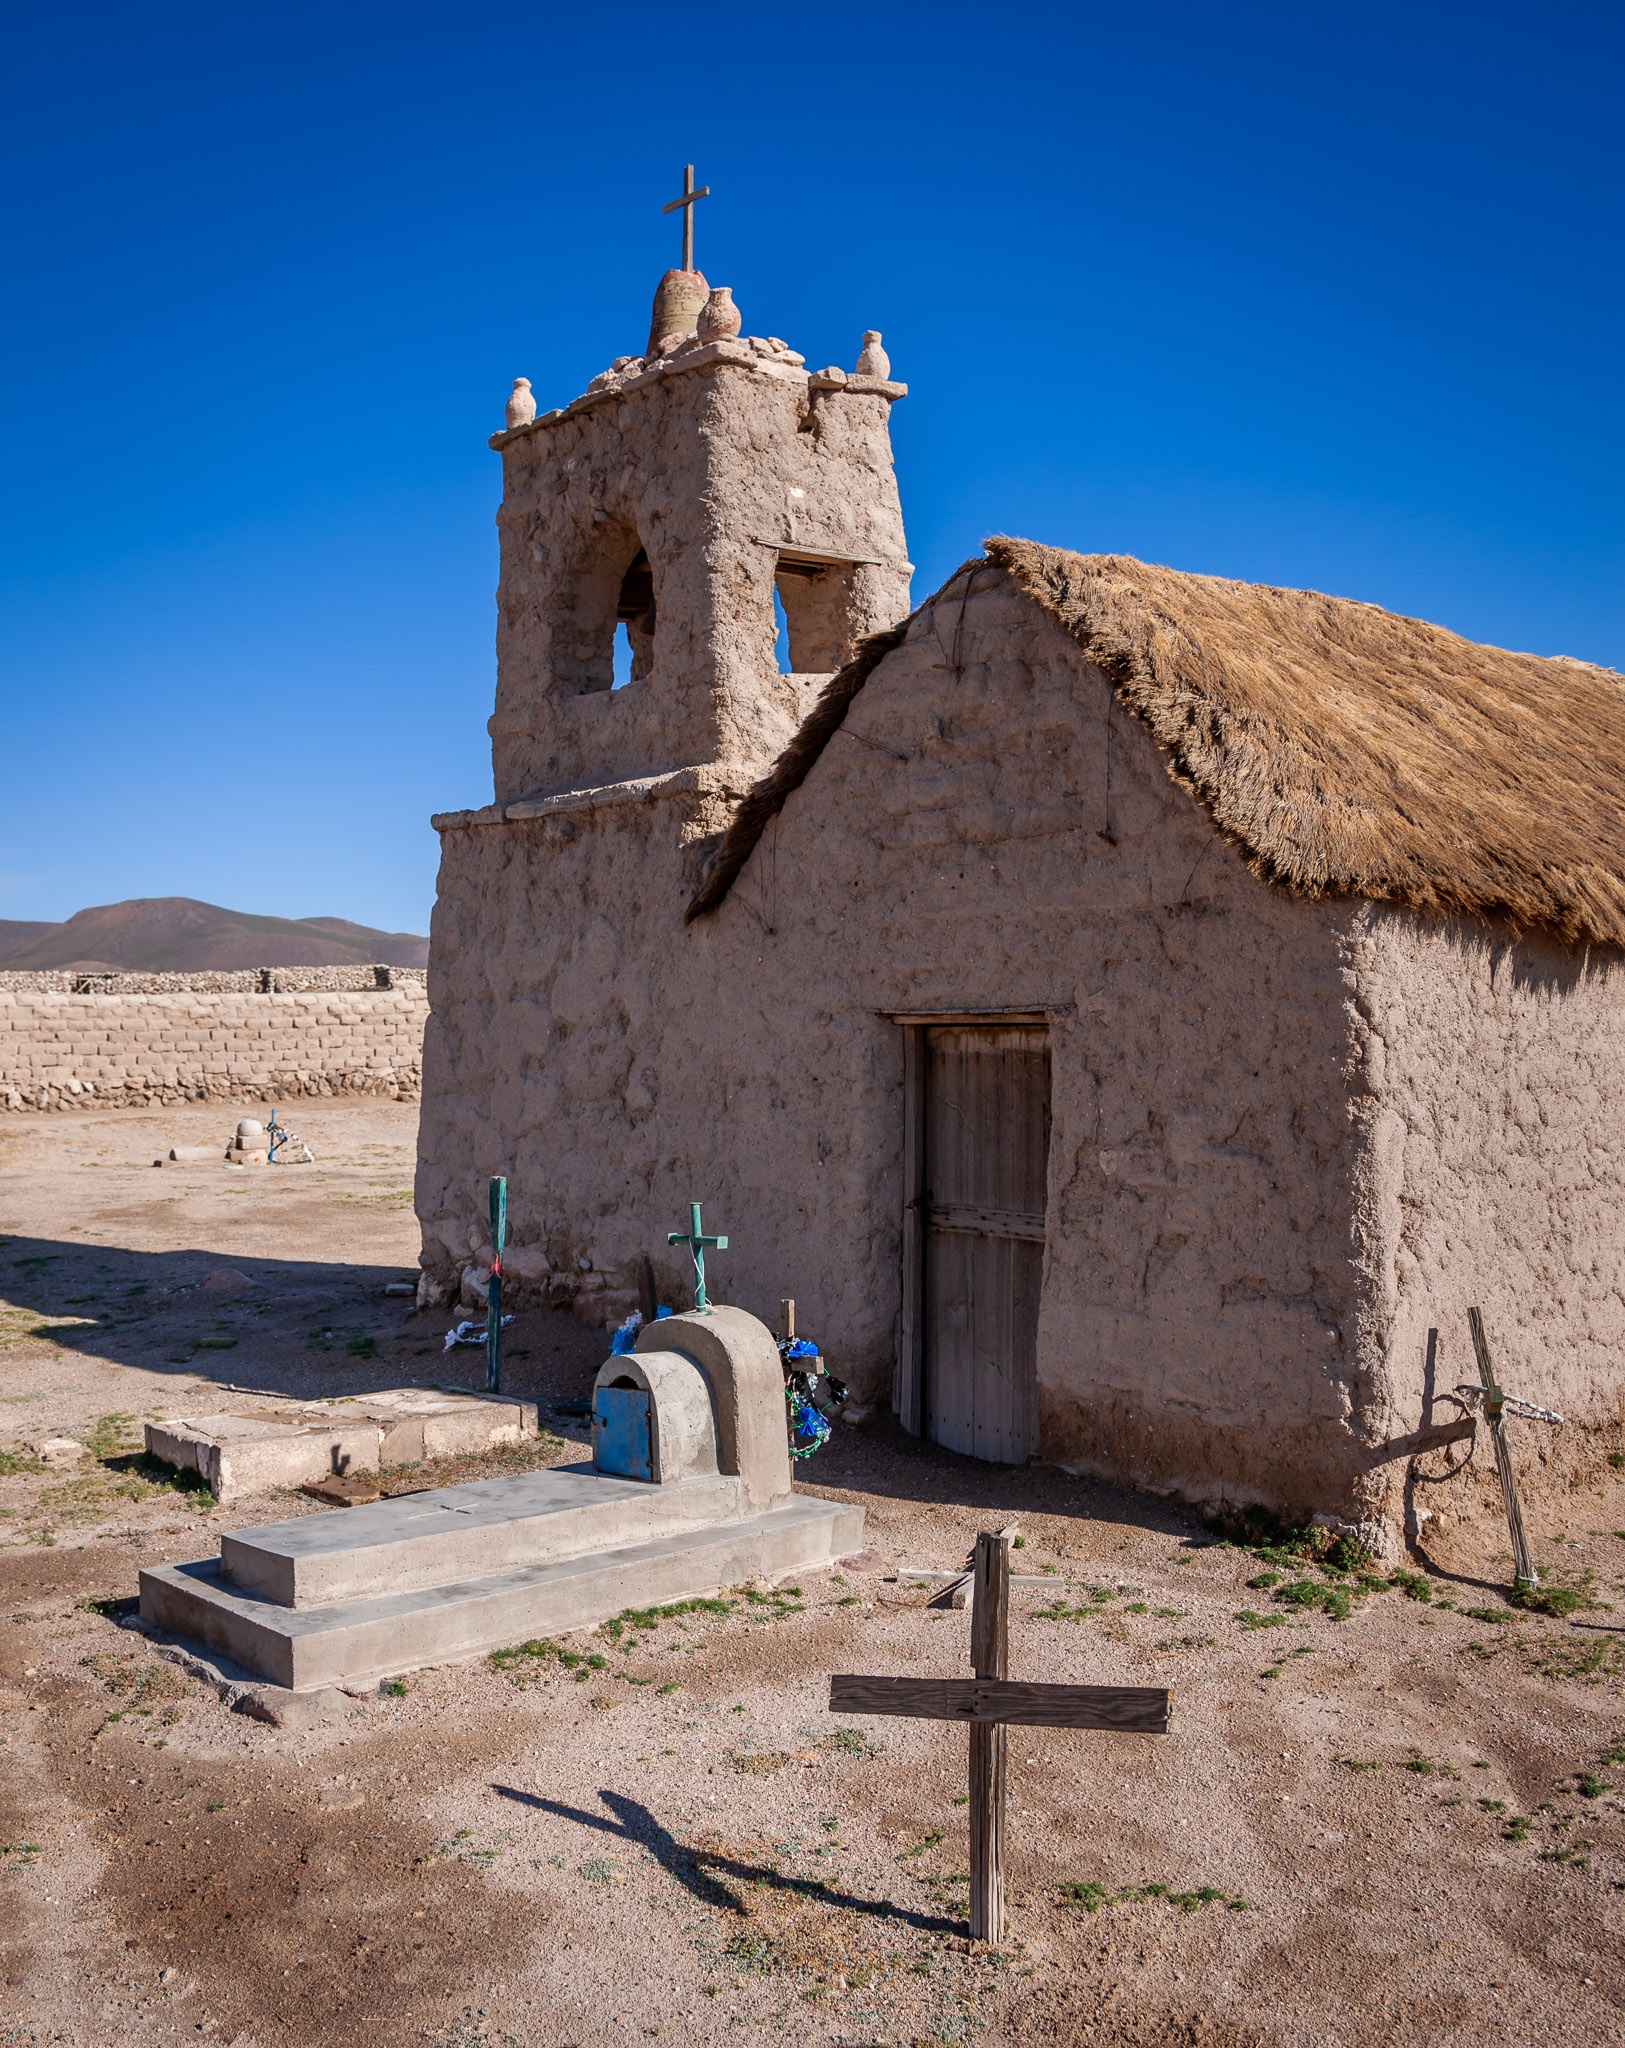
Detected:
[{"left": 0, "top": 1101, "right": 1621, "bottom": 2048}]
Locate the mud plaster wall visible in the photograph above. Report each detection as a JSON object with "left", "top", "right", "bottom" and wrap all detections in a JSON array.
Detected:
[
  {"left": 423, "top": 558, "right": 1625, "bottom": 1529},
  {"left": 1340, "top": 911, "right": 1625, "bottom": 1529},
  {"left": 422, "top": 568, "right": 1384, "bottom": 1519},
  {"left": 489, "top": 357, "right": 909, "bottom": 799},
  {"left": 0, "top": 988, "right": 429, "bottom": 1111}
]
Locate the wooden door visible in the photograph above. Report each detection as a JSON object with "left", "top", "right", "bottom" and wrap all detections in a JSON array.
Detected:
[{"left": 920, "top": 1024, "right": 1049, "bottom": 1463}]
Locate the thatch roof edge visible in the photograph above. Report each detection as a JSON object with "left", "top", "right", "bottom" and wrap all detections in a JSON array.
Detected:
[{"left": 689, "top": 536, "right": 1625, "bottom": 952}]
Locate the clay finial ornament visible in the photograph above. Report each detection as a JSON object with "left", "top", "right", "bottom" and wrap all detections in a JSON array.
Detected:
[
  {"left": 697, "top": 286, "right": 742, "bottom": 344},
  {"left": 505, "top": 378, "right": 536, "bottom": 430},
  {"left": 855, "top": 331, "right": 890, "bottom": 380}
]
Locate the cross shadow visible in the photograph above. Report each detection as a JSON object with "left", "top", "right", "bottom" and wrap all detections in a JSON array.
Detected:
[{"left": 491, "top": 1784, "right": 960, "bottom": 1935}]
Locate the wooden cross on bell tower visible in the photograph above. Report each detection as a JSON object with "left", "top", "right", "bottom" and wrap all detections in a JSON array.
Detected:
[{"left": 662, "top": 163, "right": 710, "bottom": 274}]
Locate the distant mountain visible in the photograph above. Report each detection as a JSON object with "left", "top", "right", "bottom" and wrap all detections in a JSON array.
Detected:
[{"left": 0, "top": 898, "right": 429, "bottom": 971}]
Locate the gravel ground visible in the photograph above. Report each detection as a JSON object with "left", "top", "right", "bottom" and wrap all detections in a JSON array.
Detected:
[{"left": 0, "top": 1101, "right": 1621, "bottom": 2048}]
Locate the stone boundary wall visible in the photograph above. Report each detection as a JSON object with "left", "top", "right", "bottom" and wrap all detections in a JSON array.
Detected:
[
  {"left": 1, "top": 984, "right": 429, "bottom": 1112},
  {"left": 0, "top": 966, "right": 427, "bottom": 996}
]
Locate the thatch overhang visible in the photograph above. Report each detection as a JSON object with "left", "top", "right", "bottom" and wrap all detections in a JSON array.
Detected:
[{"left": 685, "top": 537, "right": 1625, "bottom": 949}]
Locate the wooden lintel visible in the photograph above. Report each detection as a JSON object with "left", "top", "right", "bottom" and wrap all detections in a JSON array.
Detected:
[
  {"left": 886, "top": 1010, "right": 1051, "bottom": 1026},
  {"left": 829, "top": 1675, "right": 1172, "bottom": 1734}
]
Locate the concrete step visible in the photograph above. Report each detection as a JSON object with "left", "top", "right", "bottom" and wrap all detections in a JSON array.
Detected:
[
  {"left": 220, "top": 1464, "right": 744, "bottom": 1607},
  {"left": 139, "top": 1495, "right": 865, "bottom": 1691}
]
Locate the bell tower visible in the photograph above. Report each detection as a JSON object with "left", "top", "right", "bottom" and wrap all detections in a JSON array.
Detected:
[{"left": 484, "top": 257, "right": 911, "bottom": 802}]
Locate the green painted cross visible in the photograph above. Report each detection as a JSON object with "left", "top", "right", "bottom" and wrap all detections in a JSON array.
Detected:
[{"left": 669, "top": 1201, "right": 727, "bottom": 1313}]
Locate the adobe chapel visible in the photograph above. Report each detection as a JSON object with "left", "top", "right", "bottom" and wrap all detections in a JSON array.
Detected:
[{"left": 416, "top": 239, "right": 1625, "bottom": 1552}]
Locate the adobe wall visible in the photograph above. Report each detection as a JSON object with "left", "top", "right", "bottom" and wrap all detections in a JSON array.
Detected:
[
  {"left": 0, "top": 978, "right": 429, "bottom": 1112},
  {"left": 489, "top": 345, "right": 909, "bottom": 799},
  {"left": 419, "top": 565, "right": 1381, "bottom": 1522},
  {"left": 1340, "top": 910, "right": 1625, "bottom": 1531}
]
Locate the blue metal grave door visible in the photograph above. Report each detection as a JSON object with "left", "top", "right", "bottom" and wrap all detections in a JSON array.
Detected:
[{"left": 593, "top": 1381, "right": 654, "bottom": 1480}]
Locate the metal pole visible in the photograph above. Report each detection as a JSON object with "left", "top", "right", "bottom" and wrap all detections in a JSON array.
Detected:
[{"left": 486, "top": 1176, "right": 507, "bottom": 1396}]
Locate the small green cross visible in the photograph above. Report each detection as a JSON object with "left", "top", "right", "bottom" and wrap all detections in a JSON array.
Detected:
[{"left": 669, "top": 1201, "right": 727, "bottom": 1313}]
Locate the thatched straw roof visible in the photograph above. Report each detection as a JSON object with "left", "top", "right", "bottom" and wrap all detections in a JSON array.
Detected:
[{"left": 687, "top": 537, "right": 1625, "bottom": 948}]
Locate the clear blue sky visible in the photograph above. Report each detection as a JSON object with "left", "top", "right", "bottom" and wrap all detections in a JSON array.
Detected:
[{"left": 2, "top": 0, "right": 1619, "bottom": 935}]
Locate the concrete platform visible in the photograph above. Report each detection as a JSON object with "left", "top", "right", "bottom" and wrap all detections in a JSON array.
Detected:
[
  {"left": 144, "top": 1387, "right": 539, "bottom": 1502},
  {"left": 220, "top": 1464, "right": 744, "bottom": 1607},
  {"left": 140, "top": 1494, "right": 864, "bottom": 1690}
]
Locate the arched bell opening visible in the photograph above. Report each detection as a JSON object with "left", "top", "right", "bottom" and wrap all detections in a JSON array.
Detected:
[
  {"left": 549, "top": 521, "right": 655, "bottom": 696},
  {"left": 614, "top": 548, "right": 657, "bottom": 690}
]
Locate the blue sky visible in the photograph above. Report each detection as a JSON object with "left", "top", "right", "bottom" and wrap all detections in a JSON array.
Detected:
[{"left": 2, "top": 0, "right": 1619, "bottom": 935}]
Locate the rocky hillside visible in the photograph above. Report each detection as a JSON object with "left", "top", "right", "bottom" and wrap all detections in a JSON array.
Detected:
[{"left": 0, "top": 898, "right": 429, "bottom": 971}]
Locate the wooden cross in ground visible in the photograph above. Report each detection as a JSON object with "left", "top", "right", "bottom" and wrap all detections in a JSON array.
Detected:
[
  {"left": 669, "top": 1201, "right": 727, "bottom": 1313},
  {"left": 485, "top": 1175, "right": 506, "bottom": 1395},
  {"left": 1458, "top": 1305, "right": 1565, "bottom": 1588},
  {"left": 661, "top": 163, "right": 710, "bottom": 274},
  {"left": 829, "top": 1530, "right": 1171, "bottom": 1942}
]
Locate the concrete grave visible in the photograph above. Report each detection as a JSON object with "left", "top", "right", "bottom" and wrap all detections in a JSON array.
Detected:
[
  {"left": 145, "top": 1387, "right": 539, "bottom": 1503},
  {"left": 140, "top": 1306, "right": 862, "bottom": 1689}
]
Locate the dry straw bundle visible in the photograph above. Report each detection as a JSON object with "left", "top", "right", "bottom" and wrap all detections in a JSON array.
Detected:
[{"left": 692, "top": 536, "right": 1625, "bottom": 950}]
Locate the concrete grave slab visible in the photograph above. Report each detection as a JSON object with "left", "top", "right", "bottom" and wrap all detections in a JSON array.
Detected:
[
  {"left": 144, "top": 1388, "right": 539, "bottom": 1502},
  {"left": 140, "top": 1306, "right": 864, "bottom": 1689},
  {"left": 141, "top": 1497, "right": 863, "bottom": 1691}
]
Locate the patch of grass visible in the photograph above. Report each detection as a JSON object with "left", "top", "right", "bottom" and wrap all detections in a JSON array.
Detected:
[
  {"left": 1504, "top": 1817, "right": 1533, "bottom": 1843},
  {"left": 599, "top": 1596, "right": 734, "bottom": 1644},
  {"left": 488, "top": 1637, "right": 609, "bottom": 1686},
  {"left": 1478, "top": 1799, "right": 1507, "bottom": 1812},
  {"left": 1035, "top": 1599, "right": 1097, "bottom": 1623},
  {"left": 0, "top": 1451, "right": 44, "bottom": 1478},
  {"left": 1461, "top": 1606, "right": 1512, "bottom": 1625},
  {"left": 192, "top": 1337, "right": 237, "bottom": 1351},
  {"left": 1273, "top": 1579, "right": 1352, "bottom": 1620},
  {"left": 1608, "top": 1452, "right": 1625, "bottom": 1469},
  {"left": 83, "top": 1413, "right": 138, "bottom": 1460},
  {"left": 1511, "top": 1579, "right": 1591, "bottom": 1619},
  {"left": 382, "top": 1680, "right": 408, "bottom": 1697},
  {"left": 822, "top": 1727, "right": 880, "bottom": 1758},
  {"left": 1246, "top": 1572, "right": 1282, "bottom": 1590},
  {"left": 1573, "top": 1772, "right": 1613, "bottom": 1799},
  {"left": 1338, "top": 1757, "right": 1382, "bottom": 1772},
  {"left": 1519, "top": 1635, "right": 1624, "bottom": 1683},
  {"left": 345, "top": 1336, "right": 377, "bottom": 1358},
  {"left": 1235, "top": 1610, "right": 1286, "bottom": 1631},
  {"left": 656, "top": 1681, "right": 679, "bottom": 1696},
  {"left": 1063, "top": 1877, "right": 1246, "bottom": 1915}
]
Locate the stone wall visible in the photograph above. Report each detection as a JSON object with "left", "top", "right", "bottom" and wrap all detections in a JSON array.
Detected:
[{"left": 1, "top": 977, "right": 428, "bottom": 1111}]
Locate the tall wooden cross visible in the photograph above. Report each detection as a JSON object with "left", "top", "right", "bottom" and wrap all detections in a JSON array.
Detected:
[
  {"left": 669, "top": 1201, "right": 727, "bottom": 1314},
  {"left": 661, "top": 163, "right": 710, "bottom": 274},
  {"left": 485, "top": 1175, "right": 507, "bottom": 1395},
  {"left": 1460, "top": 1305, "right": 1565, "bottom": 1588},
  {"left": 830, "top": 1530, "right": 1170, "bottom": 1942}
]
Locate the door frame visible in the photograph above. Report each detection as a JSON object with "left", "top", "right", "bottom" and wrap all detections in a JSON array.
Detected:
[{"left": 891, "top": 1010, "right": 1050, "bottom": 1436}]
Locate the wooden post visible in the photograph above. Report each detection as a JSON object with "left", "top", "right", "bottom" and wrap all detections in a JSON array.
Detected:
[
  {"left": 486, "top": 1176, "right": 507, "bottom": 1396},
  {"left": 781, "top": 1298, "right": 796, "bottom": 1344},
  {"left": 969, "top": 1530, "right": 1011, "bottom": 1943},
  {"left": 1468, "top": 1306, "right": 1538, "bottom": 1586},
  {"left": 895, "top": 1023, "right": 926, "bottom": 1435}
]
